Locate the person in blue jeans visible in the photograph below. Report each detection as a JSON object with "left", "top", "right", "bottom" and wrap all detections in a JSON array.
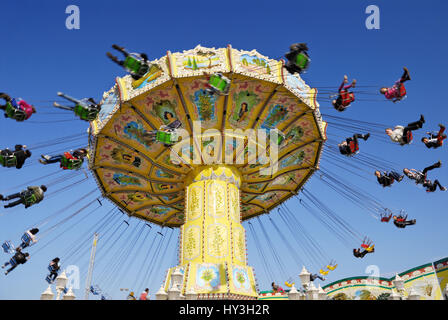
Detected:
[
  {"left": 374, "top": 170, "right": 403, "bottom": 187},
  {"left": 2, "top": 248, "right": 30, "bottom": 275}
]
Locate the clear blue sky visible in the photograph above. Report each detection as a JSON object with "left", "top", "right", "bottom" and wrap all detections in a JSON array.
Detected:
[{"left": 0, "top": 0, "right": 447, "bottom": 299}]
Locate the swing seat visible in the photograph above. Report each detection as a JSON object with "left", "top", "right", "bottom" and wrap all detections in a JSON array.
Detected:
[
  {"left": 21, "top": 233, "right": 32, "bottom": 245},
  {"left": 404, "top": 131, "right": 413, "bottom": 144},
  {"left": 0, "top": 154, "right": 17, "bottom": 167},
  {"left": 45, "top": 275, "right": 54, "bottom": 284},
  {"left": 156, "top": 131, "right": 178, "bottom": 145},
  {"left": 319, "top": 269, "right": 329, "bottom": 276},
  {"left": 5, "top": 101, "right": 27, "bottom": 122},
  {"left": 295, "top": 53, "right": 310, "bottom": 71},
  {"left": 340, "top": 91, "right": 355, "bottom": 106},
  {"left": 208, "top": 74, "right": 230, "bottom": 95},
  {"left": 60, "top": 156, "right": 83, "bottom": 170},
  {"left": 349, "top": 141, "right": 359, "bottom": 154},
  {"left": 275, "top": 131, "right": 286, "bottom": 145},
  {"left": 327, "top": 264, "right": 337, "bottom": 271},
  {"left": 90, "top": 285, "right": 100, "bottom": 295},
  {"left": 74, "top": 104, "right": 99, "bottom": 121},
  {"left": 1, "top": 241, "right": 14, "bottom": 254},
  {"left": 124, "top": 55, "right": 150, "bottom": 76},
  {"left": 398, "top": 83, "right": 406, "bottom": 97},
  {"left": 23, "top": 193, "right": 37, "bottom": 206},
  {"left": 361, "top": 243, "right": 369, "bottom": 249}
]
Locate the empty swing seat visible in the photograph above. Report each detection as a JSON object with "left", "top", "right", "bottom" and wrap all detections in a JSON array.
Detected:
[
  {"left": 21, "top": 233, "right": 32, "bottom": 245},
  {"left": 208, "top": 74, "right": 230, "bottom": 94},
  {"left": 2, "top": 241, "right": 14, "bottom": 254}
]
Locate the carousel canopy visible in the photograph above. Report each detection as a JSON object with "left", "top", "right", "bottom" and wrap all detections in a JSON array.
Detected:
[{"left": 89, "top": 45, "right": 327, "bottom": 227}]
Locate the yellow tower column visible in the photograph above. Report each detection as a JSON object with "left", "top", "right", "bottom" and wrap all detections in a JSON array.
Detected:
[{"left": 167, "top": 165, "right": 258, "bottom": 299}]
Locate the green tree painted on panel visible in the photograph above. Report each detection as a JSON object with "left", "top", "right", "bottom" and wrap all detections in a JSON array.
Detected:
[{"left": 192, "top": 57, "right": 198, "bottom": 70}]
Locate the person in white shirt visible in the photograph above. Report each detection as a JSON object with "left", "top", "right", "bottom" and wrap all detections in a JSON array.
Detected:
[
  {"left": 19, "top": 228, "right": 39, "bottom": 249},
  {"left": 385, "top": 115, "right": 425, "bottom": 146}
]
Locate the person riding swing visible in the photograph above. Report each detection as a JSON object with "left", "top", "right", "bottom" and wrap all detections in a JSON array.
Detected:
[
  {"left": 205, "top": 73, "right": 231, "bottom": 96},
  {"left": 54, "top": 92, "right": 101, "bottom": 122},
  {"left": 144, "top": 119, "right": 182, "bottom": 147},
  {"left": 422, "top": 124, "right": 446, "bottom": 149},
  {"left": 0, "top": 185, "right": 47, "bottom": 209},
  {"left": 0, "top": 145, "right": 31, "bottom": 169},
  {"left": 2, "top": 248, "right": 30, "bottom": 275},
  {"left": 385, "top": 115, "right": 425, "bottom": 146},
  {"left": 284, "top": 43, "right": 310, "bottom": 74},
  {"left": 393, "top": 214, "right": 416, "bottom": 229},
  {"left": 0, "top": 93, "right": 36, "bottom": 122},
  {"left": 39, "top": 148, "right": 87, "bottom": 170},
  {"left": 332, "top": 75, "right": 356, "bottom": 112},
  {"left": 380, "top": 67, "right": 411, "bottom": 103},
  {"left": 106, "top": 44, "right": 151, "bottom": 80},
  {"left": 338, "top": 133, "right": 370, "bottom": 156}
]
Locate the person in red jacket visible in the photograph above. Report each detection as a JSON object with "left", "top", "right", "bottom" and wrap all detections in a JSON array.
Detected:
[
  {"left": 393, "top": 215, "right": 416, "bottom": 229},
  {"left": 332, "top": 75, "right": 356, "bottom": 112},
  {"left": 139, "top": 288, "right": 149, "bottom": 300},
  {"left": 271, "top": 282, "right": 285, "bottom": 294},
  {"left": 39, "top": 148, "right": 87, "bottom": 170},
  {"left": 380, "top": 67, "right": 411, "bottom": 102},
  {"left": 422, "top": 124, "right": 446, "bottom": 149},
  {"left": 338, "top": 133, "right": 370, "bottom": 156}
]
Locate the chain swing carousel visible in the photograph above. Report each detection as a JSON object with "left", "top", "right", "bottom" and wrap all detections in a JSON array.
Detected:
[{"left": 88, "top": 45, "right": 327, "bottom": 300}]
